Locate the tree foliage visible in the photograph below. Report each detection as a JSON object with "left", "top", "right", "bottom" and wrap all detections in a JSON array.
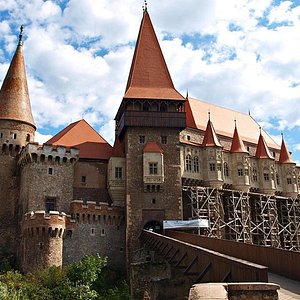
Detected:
[{"left": 0, "top": 255, "right": 130, "bottom": 300}]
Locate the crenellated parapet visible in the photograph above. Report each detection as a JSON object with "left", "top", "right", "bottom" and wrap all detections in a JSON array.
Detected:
[
  {"left": 18, "top": 143, "right": 79, "bottom": 169},
  {"left": 70, "top": 200, "right": 125, "bottom": 226}
]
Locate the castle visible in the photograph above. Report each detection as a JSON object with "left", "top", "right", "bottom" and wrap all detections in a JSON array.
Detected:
[{"left": 0, "top": 7, "right": 299, "bottom": 295}]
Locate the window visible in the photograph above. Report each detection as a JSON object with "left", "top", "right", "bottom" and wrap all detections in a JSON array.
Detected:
[
  {"left": 217, "top": 163, "right": 222, "bottom": 171},
  {"left": 149, "top": 163, "right": 158, "bottom": 175},
  {"left": 273, "top": 152, "right": 276, "bottom": 158},
  {"left": 209, "top": 163, "right": 216, "bottom": 172},
  {"left": 143, "top": 103, "right": 150, "bottom": 111},
  {"left": 287, "top": 178, "right": 292, "bottom": 185},
  {"left": 152, "top": 198, "right": 156, "bottom": 204},
  {"left": 264, "top": 173, "right": 269, "bottom": 181},
  {"left": 187, "top": 135, "right": 191, "bottom": 141},
  {"left": 161, "top": 136, "right": 167, "bottom": 144},
  {"left": 45, "top": 197, "right": 57, "bottom": 212},
  {"left": 0, "top": 133, "right": 3, "bottom": 139},
  {"left": 115, "top": 167, "right": 122, "bottom": 179},
  {"left": 185, "top": 155, "right": 192, "bottom": 172},
  {"left": 139, "top": 135, "right": 145, "bottom": 144},
  {"left": 247, "top": 146, "right": 250, "bottom": 152},
  {"left": 224, "top": 163, "right": 229, "bottom": 177},
  {"left": 193, "top": 156, "right": 199, "bottom": 172},
  {"left": 276, "top": 174, "right": 280, "bottom": 185},
  {"left": 81, "top": 176, "right": 86, "bottom": 183},
  {"left": 90, "top": 228, "right": 95, "bottom": 236},
  {"left": 48, "top": 167, "right": 53, "bottom": 175},
  {"left": 26, "top": 134, "right": 30, "bottom": 142},
  {"left": 13, "top": 133, "right": 17, "bottom": 139},
  {"left": 252, "top": 168, "right": 258, "bottom": 182},
  {"left": 238, "top": 168, "right": 243, "bottom": 177}
]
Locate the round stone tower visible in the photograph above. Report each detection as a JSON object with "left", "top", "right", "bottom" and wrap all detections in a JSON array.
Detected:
[{"left": 0, "top": 27, "right": 36, "bottom": 255}]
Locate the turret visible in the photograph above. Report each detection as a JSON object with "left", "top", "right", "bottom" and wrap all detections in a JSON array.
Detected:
[
  {"left": 230, "top": 121, "right": 250, "bottom": 192},
  {"left": 277, "top": 135, "right": 298, "bottom": 197},
  {"left": 201, "top": 116, "right": 223, "bottom": 188},
  {"left": 255, "top": 130, "right": 276, "bottom": 194},
  {"left": 0, "top": 26, "right": 36, "bottom": 153}
]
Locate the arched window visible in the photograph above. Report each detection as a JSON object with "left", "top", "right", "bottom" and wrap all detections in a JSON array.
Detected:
[
  {"left": 252, "top": 168, "right": 258, "bottom": 182},
  {"left": 224, "top": 162, "right": 229, "bottom": 177},
  {"left": 26, "top": 134, "right": 30, "bottom": 142},
  {"left": 193, "top": 156, "right": 199, "bottom": 172},
  {"left": 185, "top": 154, "right": 192, "bottom": 172}
]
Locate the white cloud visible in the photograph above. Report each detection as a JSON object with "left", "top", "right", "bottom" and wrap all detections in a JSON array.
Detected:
[{"left": 34, "top": 131, "right": 52, "bottom": 144}]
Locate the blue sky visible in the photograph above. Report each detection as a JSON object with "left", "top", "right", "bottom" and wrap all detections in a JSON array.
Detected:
[{"left": 0, "top": 0, "right": 299, "bottom": 163}]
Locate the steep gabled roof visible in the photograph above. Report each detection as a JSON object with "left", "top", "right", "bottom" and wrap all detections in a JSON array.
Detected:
[
  {"left": 255, "top": 133, "right": 274, "bottom": 159},
  {"left": 143, "top": 141, "right": 163, "bottom": 153},
  {"left": 124, "top": 11, "right": 184, "bottom": 101},
  {"left": 0, "top": 36, "right": 35, "bottom": 128},
  {"left": 202, "top": 119, "right": 222, "bottom": 147},
  {"left": 230, "top": 123, "right": 247, "bottom": 153},
  {"left": 279, "top": 136, "right": 293, "bottom": 164},
  {"left": 187, "top": 97, "right": 279, "bottom": 150},
  {"left": 46, "top": 119, "right": 112, "bottom": 160}
]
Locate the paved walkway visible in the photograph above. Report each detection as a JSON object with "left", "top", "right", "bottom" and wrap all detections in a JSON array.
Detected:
[{"left": 269, "top": 273, "right": 300, "bottom": 300}]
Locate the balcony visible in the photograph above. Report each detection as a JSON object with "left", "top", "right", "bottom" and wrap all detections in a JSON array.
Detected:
[{"left": 116, "top": 111, "right": 186, "bottom": 136}]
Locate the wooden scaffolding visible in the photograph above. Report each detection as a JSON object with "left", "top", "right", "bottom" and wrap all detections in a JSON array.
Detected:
[{"left": 183, "top": 186, "right": 300, "bottom": 251}]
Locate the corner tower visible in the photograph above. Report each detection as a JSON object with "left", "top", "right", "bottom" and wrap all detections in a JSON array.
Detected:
[
  {"left": 114, "top": 8, "right": 186, "bottom": 296},
  {"left": 0, "top": 27, "right": 36, "bottom": 255}
]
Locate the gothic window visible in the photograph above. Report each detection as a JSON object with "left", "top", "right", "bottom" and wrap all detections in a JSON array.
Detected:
[
  {"left": 185, "top": 154, "right": 192, "bottom": 172},
  {"left": 161, "top": 136, "right": 167, "bottom": 144},
  {"left": 115, "top": 167, "right": 122, "bottom": 179},
  {"left": 224, "top": 163, "right": 229, "bottom": 177},
  {"left": 252, "top": 168, "right": 258, "bottom": 182},
  {"left": 45, "top": 197, "right": 57, "bottom": 212},
  {"left": 263, "top": 173, "right": 269, "bottom": 181},
  {"left": 149, "top": 163, "right": 158, "bottom": 175},
  {"left": 238, "top": 168, "right": 243, "bottom": 177},
  {"left": 139, "top": 135, "right": 145, "bottom": 144},
  {"left": 193, "top": 156, "right": 199, "bottom": 172},
  {"left": 276, "top": 173, "right": 280, "bottom": 185},
  {"left": 209, "top": 163, "right": 216, "bottom": 172}
]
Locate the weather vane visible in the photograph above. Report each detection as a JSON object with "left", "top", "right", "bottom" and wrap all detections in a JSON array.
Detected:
[
  {"left": 19, "top": 24, "right": 24, "bottom": 44},
  {"left": 143, "top": 0, "right": 148, "bottom": 12}
]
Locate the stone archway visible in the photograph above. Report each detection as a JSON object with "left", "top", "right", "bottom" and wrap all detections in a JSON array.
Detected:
[{"left": 143, "top": 220, "right": 163, "bottom": 234}]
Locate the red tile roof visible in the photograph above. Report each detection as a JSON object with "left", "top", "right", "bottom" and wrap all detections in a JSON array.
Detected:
[
  {"left": 279, "top": 137, "right": 293, "bottom": 164},
  {"left": 186, "top": 97, "right": 280, "bottom": 150},
  {"left": 46, "top": 119, "right": 112, "bottom": 160},
  {"left": 0, "top": 41, "right": 35, "bottom": 128},
  {"left": 124, "top": 11, "right": 184, "bottom": 101},
  {"left": 230, "top": 123, "right": 247, "bottom": 153},
  {"left": 202, "top": 119, "right": 222, "bottom": 147},
  {"left": 112, "top": 137, "right": 125, "bottom": 157},
  {"left": 143, "top": 141, "right": 163, "bottom": 153},
  {"left": 255, "top": 133, "right": 274, "bottom": 159}
]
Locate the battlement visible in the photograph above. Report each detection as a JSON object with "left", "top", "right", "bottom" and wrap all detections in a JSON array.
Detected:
[
  {"left": 18, "top": 143, "right": 79, "bottom": 169},
  {"left": 70, "top": 200, "right": 125, "bottom": 225},
  {"left": 22, "top": 211, "right": 69, "bottom": 238}
]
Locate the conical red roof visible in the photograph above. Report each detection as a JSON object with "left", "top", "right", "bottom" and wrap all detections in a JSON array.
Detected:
[
  {"left": 0, "top": 39, "right": 35, "bottom": 128},
  {"left": 124, "top": 11, "right": 184, "bottom": 101},
  {"left": 230, "top": 123, "right": 247, "bottom": 153},
  {"left": 279, "top": 136, "right": 293, "bottom": 164},
  {"left": 255, "top": 133, "right": 273, "bottom": 159},
  {"left": 202, "top": 119, "right": 222, "bottom": 147},
  {"left": 46, "top": 119, "right": 112, "bottom": 159}
]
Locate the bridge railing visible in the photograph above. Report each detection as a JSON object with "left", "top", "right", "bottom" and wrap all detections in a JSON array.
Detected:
[
  {"left": 142, "top": 230, "right": 268, "bottom": 283},
  {"left": 166, "top": 230, "right": 300, "bottom": 282}
]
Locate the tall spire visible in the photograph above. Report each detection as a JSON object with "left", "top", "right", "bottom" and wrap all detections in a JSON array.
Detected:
[
  {"left": 230, "top": 121, "right": 247, "bottom": 153},
  {"left": 202, "top": 118, "right": 222, "bottom": 147},
  {"left": 255, "top": 132, "right": 273, "bottom": 159},
  {"left": 279, "top": 134, "right": 293, "bottom": 164},
  {"left": 124, "top": 10, "right": 184, "bottom": 101},
  {"left": 0, "top": 26, "right": 35, "bottom": 128}
]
